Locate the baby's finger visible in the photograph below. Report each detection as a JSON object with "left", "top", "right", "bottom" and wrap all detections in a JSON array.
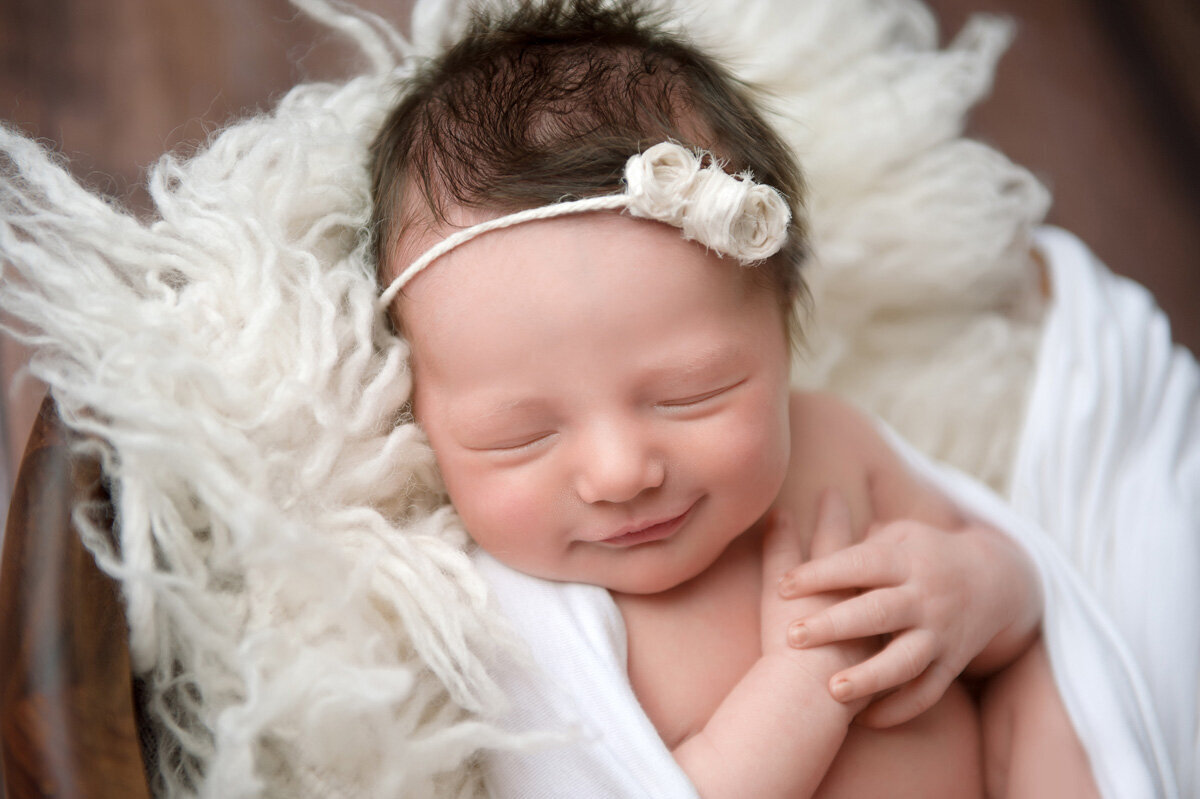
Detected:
[
  {"left": 760, "top": 510, "right": 802, "bottom": 588},
  {"left": 826, "top": 630, "right": 937, "bottom": 705},
  {"left": 809, "top": 489, "right": 854, "bottom": 560},
  {"left": 789, "top": 588, "right": 916, "bottom": 647},
  {"left": 855, "top": 659, "right": 959, "bottom": 729},
  {"left": 780, "top": 543, "right": 905, "bottom": 599}
]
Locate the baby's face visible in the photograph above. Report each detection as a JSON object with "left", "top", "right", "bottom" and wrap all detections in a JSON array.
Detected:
[{"left": 399, "top": 213, "right": 792, "bottom": 594}]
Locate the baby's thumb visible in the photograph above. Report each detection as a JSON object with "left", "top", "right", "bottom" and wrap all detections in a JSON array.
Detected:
[
  {"left": 760, "top": 510, "right": 802, "bottom": 588},
  {"left": 810, "top": 489, "right": 854, "bottom": 560}
]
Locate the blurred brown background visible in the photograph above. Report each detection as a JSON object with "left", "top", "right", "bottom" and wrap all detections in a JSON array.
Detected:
[{"left": 1, "top": 0, "right": 1198, "bottom": 516}]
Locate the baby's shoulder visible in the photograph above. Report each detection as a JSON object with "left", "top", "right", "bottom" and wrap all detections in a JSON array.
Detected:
[
  {"left": 779, "top": 391, "right": 886, "bottom": 537},
  {"left": 784, "top": 391, "right": 965, "bottom": 529},
  {"left": 786, "top": 391, "right": 896, "bottom": 474},
  {"left": 788, "top": 390, "right": 879, "bottom": 440}
]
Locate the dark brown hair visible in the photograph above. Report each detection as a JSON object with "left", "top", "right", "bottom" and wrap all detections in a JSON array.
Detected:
[{"left": 370, "top": 0, "right": 808, "bottom": 331}]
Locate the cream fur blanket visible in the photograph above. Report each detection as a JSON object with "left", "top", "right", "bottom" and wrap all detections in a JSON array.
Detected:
[{"left": 1, "top": 0, "right": 1054, "bottom": 795}]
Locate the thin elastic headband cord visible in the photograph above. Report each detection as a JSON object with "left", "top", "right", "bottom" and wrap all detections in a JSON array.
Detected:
[{"left": 377, "top": 141, "right": 790, "bottom": 310}]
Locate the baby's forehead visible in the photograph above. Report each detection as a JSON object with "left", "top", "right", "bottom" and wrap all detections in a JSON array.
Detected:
[{"left": 396, "top": 213, "right": 773, "bottom": 357}]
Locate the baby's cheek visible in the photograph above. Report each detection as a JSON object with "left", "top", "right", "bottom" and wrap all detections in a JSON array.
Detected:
[
  {"left": 450, "top": 469, "right": 556, "bottom": 554},
  {"left": 481, "top": 481, "right": 548, "bottom": 538},
  {"left": 708, "top": 401, "right": 790, "bottom": 499}
]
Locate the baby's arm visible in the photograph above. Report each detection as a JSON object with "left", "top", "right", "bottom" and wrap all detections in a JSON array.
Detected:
[
  {"left": 673, "top": 494, "right": 874, "bottom": 799},
  {"left": 779, "top": 398, "right": 1042, "bottom": 728}
]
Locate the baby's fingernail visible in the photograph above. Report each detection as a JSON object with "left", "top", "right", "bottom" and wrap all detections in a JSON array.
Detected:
[
  {"left": 778, "top": 576, "right": 796, "bottom": 596},
  {"left": 831, "top": 677, "right": 852, "bottom": 701},
  {"left": 788, "top": 623, "right": 809, "bottom": 647}
]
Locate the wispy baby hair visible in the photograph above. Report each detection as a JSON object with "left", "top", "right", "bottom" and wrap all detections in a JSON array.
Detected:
[{"left": 369, "top": 0, "right": 808, "bottom": 325}]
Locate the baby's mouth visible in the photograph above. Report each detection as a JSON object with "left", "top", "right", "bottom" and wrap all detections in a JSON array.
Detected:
[{"left": 594, "top": 503, "right": 696, "bottom": 547}]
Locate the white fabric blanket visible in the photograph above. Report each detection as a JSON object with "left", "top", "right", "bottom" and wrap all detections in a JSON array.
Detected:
[
  {"left": 1013, "top": 227, "right": 1200, "bottom": 797},
  {"left": 473, "top": 227, "right": 1197, "bottom": 799}
]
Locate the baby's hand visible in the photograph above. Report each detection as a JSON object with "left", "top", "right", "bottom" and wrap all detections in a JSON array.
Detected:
[
  {"left": 778, "top": 515, "right": 1038, "bottom": 728},
  {"left": 759, "top": 493, "right": 878, "bottom": 712}
]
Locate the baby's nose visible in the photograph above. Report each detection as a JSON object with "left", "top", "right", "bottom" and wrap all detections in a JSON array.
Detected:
[{"left": 574, "top": 424, "right": 665, "bottom": 504}]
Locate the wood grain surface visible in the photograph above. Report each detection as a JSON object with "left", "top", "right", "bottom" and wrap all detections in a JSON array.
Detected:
[{"left": 0, "top": 399, "right": 149, "bottom": 799}]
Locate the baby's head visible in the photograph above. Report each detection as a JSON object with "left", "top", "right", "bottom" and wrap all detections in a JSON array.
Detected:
[
  {"left": 370, "top": 0, "right": 807, "bottom": 593},
  {"left": 371, "top": 0, "right": 807, "bottom": 331}
]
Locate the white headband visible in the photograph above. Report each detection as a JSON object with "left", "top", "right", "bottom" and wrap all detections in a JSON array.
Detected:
[{"left": 377, "top": 141, "right": 791, "bottom": 309}]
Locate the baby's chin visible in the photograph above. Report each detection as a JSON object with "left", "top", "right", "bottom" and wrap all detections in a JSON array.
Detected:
[
  {"left": 594, "top": 571, "right": 690, "bottom": 596},
  {"left": 576, "top": 545, "right": 727, "bottom": 597},
  {"left": 477, "top": 546, "right": 693, "bottom": 595}
]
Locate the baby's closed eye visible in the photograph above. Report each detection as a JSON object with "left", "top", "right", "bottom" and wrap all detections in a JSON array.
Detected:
[
  {"left": 655, "top": 378, "right": 747, "bottom": 413},
  {"left": 465, "top": 430, "right": 557, "bottom": 455}
]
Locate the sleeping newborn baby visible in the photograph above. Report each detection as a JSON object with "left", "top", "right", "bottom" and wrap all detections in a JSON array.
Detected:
[{"left": 370, "top": 1, "right": 1098, "bottom": 796}]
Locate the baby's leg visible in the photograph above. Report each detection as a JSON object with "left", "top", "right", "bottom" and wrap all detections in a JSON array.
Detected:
[{"left": 978, "top": 639, "right": 1099, "bottom": 799}]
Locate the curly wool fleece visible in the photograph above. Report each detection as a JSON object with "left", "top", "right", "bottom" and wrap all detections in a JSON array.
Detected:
[{"left": 0, "top": 0, "right": 1046, "bottom": 796}]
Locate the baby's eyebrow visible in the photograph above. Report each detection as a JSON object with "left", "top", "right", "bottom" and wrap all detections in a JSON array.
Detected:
[
  {"left": 637, "top": 344, "right": 744, "bottom": 383},
  {"left": 451, "top": 395, "right": 553, "bottom": 428}
]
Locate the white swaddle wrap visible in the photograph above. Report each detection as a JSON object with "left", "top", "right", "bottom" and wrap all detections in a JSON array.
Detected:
[
  {"left": 1012, "top": 227, "right": 1200, "bottom": 797},
  {"left": 474, "top": 228, "right": 1197, "bottom": 799}
]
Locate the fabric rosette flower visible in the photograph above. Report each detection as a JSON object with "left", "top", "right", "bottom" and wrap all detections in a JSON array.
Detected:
[
  {"left": 730, "top": 183, "right": 790, "bottom": 261},
  {"left": 623, "top": 141, "right": 701, "bottom": 226},
  {"left": 624, "top": 141, "right": 789, "bottom": 263},
  {"left": 679, "top": 166, "right": 790, "bottom": 262}
]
